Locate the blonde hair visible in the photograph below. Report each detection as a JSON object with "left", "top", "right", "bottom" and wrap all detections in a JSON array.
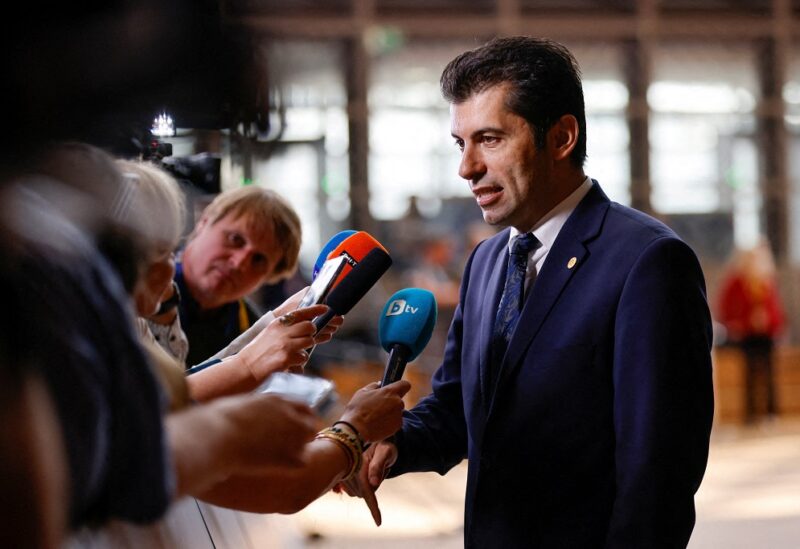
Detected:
[
  {"left": 198, "top": 186, "right": 302, "bottom": 282},
  {"left": 114, "top": 160, "right": 186, "bottom": 258}
]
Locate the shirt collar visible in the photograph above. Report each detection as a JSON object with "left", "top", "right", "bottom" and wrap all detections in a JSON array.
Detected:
[{"left": 509, "top": 176, "right": 593, "bottom": 252}]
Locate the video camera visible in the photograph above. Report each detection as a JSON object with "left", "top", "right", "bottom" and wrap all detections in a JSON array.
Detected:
[
  {"left": 142, "top": 138, "right": 173, "bottom": 162},
  {"left": 138, "top": 136, "right": 221, "bottom": 195}
]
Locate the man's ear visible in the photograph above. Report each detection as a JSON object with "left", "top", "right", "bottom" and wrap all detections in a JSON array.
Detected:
[
  {"left": 548, "top": 114, "right": 579, "bottom": 162},
  {"left": 195, "top": 215, "right": 210, "bottom": 231},
  {"left": 187, "top": 216, "right": 209, "bottom": 241}
]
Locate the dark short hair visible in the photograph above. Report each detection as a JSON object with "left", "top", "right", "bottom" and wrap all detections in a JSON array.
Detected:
[{"left": 440, "top": 36, "right": 587, "bottom": 168}]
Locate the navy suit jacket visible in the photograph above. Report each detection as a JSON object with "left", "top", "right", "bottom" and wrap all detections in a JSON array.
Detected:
[{"left": 390, "top": 182, "right": 714, "bottom": 548}]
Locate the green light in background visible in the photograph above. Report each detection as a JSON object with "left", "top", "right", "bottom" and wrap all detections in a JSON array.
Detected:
[
  {"left": 321, "top": 173, "right": 348, "bottom": 195},
  {"left": 724, "top": 167, "right": 742, "bottom": 190},
  {"left": 363, "top": 26, "right": 405, "bottom": 56}
]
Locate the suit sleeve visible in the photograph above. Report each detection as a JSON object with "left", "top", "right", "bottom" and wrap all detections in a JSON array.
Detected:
[
  {"left": 388, "top": 246, "right": 479, "bottom": 476},
  {"left": 606, "top": 236, "right": 714, "bottom": 548}
]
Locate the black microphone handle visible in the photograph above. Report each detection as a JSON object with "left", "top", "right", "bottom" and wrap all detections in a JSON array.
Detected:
[
  {"left": 381, "top": 343, "right": 412, "bottom": 386},
  {"left": 312, "top": 248, "right": 392, "bottom": 334}
]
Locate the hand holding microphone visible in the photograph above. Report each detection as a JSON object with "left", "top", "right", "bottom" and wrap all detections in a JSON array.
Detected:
[
  {"left": 339, "top": 380, "right": 411, "bottom": 444},
  {"left": 193, "top": 230, "right": 388, "bottom": 378},
  {"left": 288, "top": 231, "right": 392, "bottom": 375},
  {"left": 204, "top": 286, "right": 309, "bottom": 364},
  {"left": 333, "top": 378, "right": 410, "bottom": 527},
  {"left": 339, "top": 288, "right": 437, "bottom": 525},
  {"left": 235, "top": 305, "right": 328, "bottom": 381}
]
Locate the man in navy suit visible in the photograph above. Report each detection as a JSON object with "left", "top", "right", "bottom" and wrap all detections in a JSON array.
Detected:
[{"left": 360, "top": 37, "right": 714, "bottom": 547}]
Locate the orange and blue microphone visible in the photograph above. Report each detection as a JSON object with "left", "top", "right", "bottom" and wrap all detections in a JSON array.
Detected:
[
  {"left": 322, "top": 230, "right": 388, "bottom": 289},
  {"left": 312, "top": 230, "right": 356, "bottom": 280},
  {"left": 312, "top": 246, "right": 393, "bottom": 333}
]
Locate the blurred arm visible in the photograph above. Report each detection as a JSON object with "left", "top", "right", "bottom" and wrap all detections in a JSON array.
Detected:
[{"left": 167, "top": 393, "right": 317, "bottom": 498}]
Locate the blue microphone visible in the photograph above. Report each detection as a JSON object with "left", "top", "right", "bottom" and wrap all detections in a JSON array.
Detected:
[
  {"left": 312, "top": 230, "right": 357, "bottom": 280},
  {"left": 378, "top": 288, "right": 437, "bottom": 386}
]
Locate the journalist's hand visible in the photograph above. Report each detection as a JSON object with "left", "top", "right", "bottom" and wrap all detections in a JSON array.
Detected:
[
  {"left": 237, "top": 304, "right": 328, "bottom": 382},
  {"left": 220, "top": 392, "right": 318, "bottom": 471},
  {"left": 339, "top": 380, "right": 410, "bottom": 443}
]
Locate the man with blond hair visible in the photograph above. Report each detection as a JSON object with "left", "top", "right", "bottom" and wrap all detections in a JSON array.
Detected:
[{"left": 152, "top": 186, "right": 303, "bottom": 366}]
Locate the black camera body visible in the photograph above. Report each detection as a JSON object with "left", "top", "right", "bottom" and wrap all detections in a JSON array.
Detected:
[
  {"left": 162, "top": 152, "right": 221, "bottom": 195},
  {"left": 143, "top": 139, "right": 173, "bottom": 162},
  {"left": 137, "top": 136, "right": 220, "bottom": 195}
]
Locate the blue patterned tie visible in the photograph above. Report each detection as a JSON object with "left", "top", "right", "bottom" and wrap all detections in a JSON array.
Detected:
[{"left": 488, "top": 232, "right": 540, "bottom": 395}]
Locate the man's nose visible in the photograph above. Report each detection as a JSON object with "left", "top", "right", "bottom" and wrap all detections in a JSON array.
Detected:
[
  {"left": 229, "top": 248, "right": 252, "bottom": 270},
  {"left": 458, "top": 144, "right": 486, "bottom": 182}
]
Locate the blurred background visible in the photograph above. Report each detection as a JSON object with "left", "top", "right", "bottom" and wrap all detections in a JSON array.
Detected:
[{"left": 7, "top": 0, "right": 800, "bottom": 547}]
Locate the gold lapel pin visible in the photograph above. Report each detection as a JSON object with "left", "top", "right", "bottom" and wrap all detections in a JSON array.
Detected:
[{"left": 567, "top": 257, "right": 577, "bottom": 269}]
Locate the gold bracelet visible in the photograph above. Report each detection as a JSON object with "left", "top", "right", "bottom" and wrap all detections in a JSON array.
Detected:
[
  {"left": 316, "top": 431, "right": 360, "bottom": 480},
  {"left": 316, "top": 432, "right": 354, "bottom": 475},
  {"left": 330, "top": 428, "right": 363, "bottom": 480},
  {"left": 316, "top": 427, "right": 363, "bottom": 481}
]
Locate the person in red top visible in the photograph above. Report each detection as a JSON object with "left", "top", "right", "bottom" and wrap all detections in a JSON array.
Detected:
[{"left": 718, "top": 238, "right": 786, "bottom": 423}]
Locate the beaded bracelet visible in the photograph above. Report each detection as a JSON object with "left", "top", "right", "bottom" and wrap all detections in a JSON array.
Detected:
[
  {"left": 332, "top": 420, "right": 366, "bottom": 451},
  {"left": 316, "top": 427, "right": 363, "bottom": 481},
  {"left": 328, "top": 425, "right": 364, "bottom": 455}
]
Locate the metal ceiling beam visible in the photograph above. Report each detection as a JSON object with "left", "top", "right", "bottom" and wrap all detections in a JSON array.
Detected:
[{"left": 231, "top": 13, "right": 799, "bottom": 40}]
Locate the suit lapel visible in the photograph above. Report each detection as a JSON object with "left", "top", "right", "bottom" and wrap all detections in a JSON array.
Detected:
[{"left": 489, "top": 183, "right": 611, "bottom": 409}]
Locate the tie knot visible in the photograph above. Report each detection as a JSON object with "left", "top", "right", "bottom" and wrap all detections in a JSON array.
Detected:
[{"left": 511, "top": 232, "right": 539, "bottom": 258}]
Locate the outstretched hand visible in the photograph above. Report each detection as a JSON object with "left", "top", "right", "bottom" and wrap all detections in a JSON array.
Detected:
[
  {"left": 236, "top": 304, "right": 329, "bottom": 382},
  {"left": 332, "top": 381, "right": 407, "bottom": 526},
  {"left": 222, "top": 392, "right": 318, "bottom": 471},
  {"left": 272, "top": 288, "right": 307, "bottom": 318},
  {"left": 273, "top": 286, "right": 345, "bottom": 354},
  {"left": 167, "top": 392, "right": 319, "bottom": 498},
  {"left": 336, "top": 440, "right": 399, "bottom": 526},
  {"left": 339, "top": 380, "right": 411, "bottom": 443}
]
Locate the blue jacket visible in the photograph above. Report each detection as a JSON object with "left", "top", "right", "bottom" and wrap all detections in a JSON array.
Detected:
[{"left": 391, "top": 182, "right": 714, "bottom": 548}]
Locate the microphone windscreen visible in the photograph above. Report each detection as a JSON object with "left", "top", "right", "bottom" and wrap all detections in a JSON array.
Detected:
[
  {"left": 313, "top": 230, "right": 356, "bottom": 280},
  {"left": 378, "top": 288, "right": 438, "bottom": 362},
  {"left": 324, "top": 247, "right": 392, "bottom": 316},
  {"left": 326, "top": 231, "right": 388, "bottom": 287}
]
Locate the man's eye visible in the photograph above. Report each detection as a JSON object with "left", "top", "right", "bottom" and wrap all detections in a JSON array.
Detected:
[
  {"left": 482, "top": 135, "right": 499, "bottom": 145},
  {"left": 226, "top": 232, "right": 244, "bottom": 246},
  {"left": 454, "top": 140, "right": 464, "bottom": 152}
]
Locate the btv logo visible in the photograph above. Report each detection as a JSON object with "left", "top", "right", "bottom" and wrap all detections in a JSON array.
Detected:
[{"left": 386, "top": 299, "right": 419, "bottom": 316}]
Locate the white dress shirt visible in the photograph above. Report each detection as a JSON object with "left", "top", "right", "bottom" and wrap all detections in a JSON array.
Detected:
[{"left": 508, "top": 176, "right": 593, "bottom": 294}]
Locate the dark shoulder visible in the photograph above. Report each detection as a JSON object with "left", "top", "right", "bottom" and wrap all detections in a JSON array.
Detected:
[
  {"left": 604, "top": 201, "right": 682, "bottom": 249},
  {"left": 600, "top": 202, "right": 705, "bottom": 282}
]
